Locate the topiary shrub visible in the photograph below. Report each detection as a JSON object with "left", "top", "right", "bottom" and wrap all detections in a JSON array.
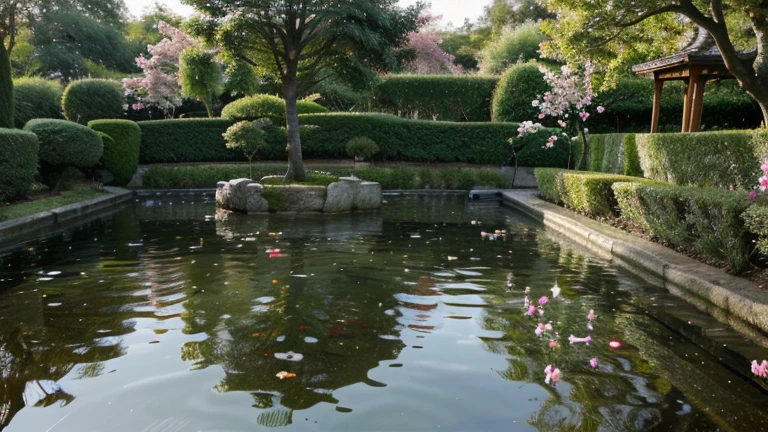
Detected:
[
  {"left": 478, "top": 23, "right": 545, "bottom": 75},
  {"left": 492, "top": 62, "right": 549, "bottom": 123},
  {"left": 559, "top": 171, "right": 657, "bottom": 217},
  {"left": 223, "top": 119, "right": 269, "bottom": 178},
  {"left": 24, "top": 119, "right": 103, "bottom": 189},
  {"left": 222, "top": 94, "right": 327, "bottom": 125},
  {"left": 62, "top": 79, "right": 124, "bottom": 124},
  {"left": 534, "top": 168, "right": 564, "bottom": 203},
  {"left": 0, "top": 129, "right": 39, "bottom": 202},
  {"left": 346, "top": 136, "right": 379, "bottom": 160},
  {"left": 13, "top": 77, "right": 63, "bottom": 128},
  {"left": 88, "top": 119, "right": 141, "bottom": 186}
]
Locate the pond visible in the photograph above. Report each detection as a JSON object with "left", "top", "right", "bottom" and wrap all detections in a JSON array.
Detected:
[{"left": 1, "top": 194, "right": 767, "bottom": 431}]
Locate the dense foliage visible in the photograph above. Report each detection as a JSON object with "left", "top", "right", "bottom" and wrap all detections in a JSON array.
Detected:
[
  {"left": 0, "top": 129, "right": 38, "bottom": 202},
  {"left": 12, "top": 77, "right": 63, "bottom": 128},
  {"left": 354, "top": 166, "right": 509, "bottom": 190},
  {"left": 478, "top": 22, "right": 544, "bottom": 75},
  {"left": 613, "top": 182, "right": 751, "bottom": 273},
  {"left": 222, "top": 94, "right": 328, "bottom": 125},
  {"left": 492, "top": 62, "right": 548, "bottom": 123},
  {"left": 373, "top": 75, "right": 499, "bottom": 122},
  {"left": 346, "top": 137, "right": 380, "bottom": 160},
  {"left": 24, "top": 119, "right": 103, "bottom": 188},
  {"left": 88, "top": 120, "right": 141, "bottom": 186},
  {"left": 62, "top": 79, "right": 124, "bottom": 125},
  {"left": 179, "top": 48, "right": 222, "bottom": 118}
]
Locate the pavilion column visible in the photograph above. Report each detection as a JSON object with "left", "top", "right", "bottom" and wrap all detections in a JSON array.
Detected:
[
  {"left": 681, "top": 66, "right": 702, "bottom": 132},
  {"left": 651, "top": 78, "right": 664, "bottom": 133},
  {"left": 689, "top": 74, "right": 706, "bottom": 132}
]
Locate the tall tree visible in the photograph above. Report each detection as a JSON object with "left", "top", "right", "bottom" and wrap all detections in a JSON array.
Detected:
[
  {"left": 183, "top": 0, "right": 421, "bottom": 181},
  {"left": 544, "top": 0, "right": 768, "bottom": 125},
  {"left": 0, "top": 0, "right": 126, "bottom": 127}
]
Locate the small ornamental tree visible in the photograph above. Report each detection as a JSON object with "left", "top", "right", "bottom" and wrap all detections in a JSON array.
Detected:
[
  {"left": 179, "top": 48, "right": 222, "bottom": 118},
  {"left": 404, "top": 14, "right": 462, "bottom": 75},
  {"left": 519, "top": 62, "right": 604, "bottom": 170},
  {"left": 223, "top": 120, "right": 269, "bottom": 179}
]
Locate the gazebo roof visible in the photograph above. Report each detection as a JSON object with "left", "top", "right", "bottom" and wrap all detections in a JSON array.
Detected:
[{"left": 632, "top": 27, "right": 756, "bottom": 74}]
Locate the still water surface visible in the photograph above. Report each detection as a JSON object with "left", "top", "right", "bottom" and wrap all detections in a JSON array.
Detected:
[{"left": 1, "top": 194, "right": 767, "bottom": 431}]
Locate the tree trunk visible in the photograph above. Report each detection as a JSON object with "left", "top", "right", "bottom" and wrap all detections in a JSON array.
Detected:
[
  {"left": 0, "top": 43, "right": 14, "bottom": 129},
  {"left": 283, "top": 72, "right": 306, "bottom": 182}
]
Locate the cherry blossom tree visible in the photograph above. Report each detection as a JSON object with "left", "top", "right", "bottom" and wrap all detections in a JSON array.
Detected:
[
  {"left": 122, "top": 22, "right": 199, "bottom": 113},
  {"left": 404, "top": 14, "right": 462, "bottom": 75}
]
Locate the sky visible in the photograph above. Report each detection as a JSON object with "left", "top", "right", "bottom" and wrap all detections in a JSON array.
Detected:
[{"left": 125, "top": 0, "right": 488, "bottom": 27}]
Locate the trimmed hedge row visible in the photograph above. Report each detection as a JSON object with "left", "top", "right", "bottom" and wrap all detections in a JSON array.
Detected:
[
  {"left": 88, "top": 120, "right": 141, "bottom": 186},
  {"left": 354, "top": 167, "right": 509, "bottom": 190},
  {"left": 221, "top": 94, "right": 328, "bottom": 125},
  {"left": 13, "top": 77, "right": 63, "bottom": 128},
  {"left": 613, "top": 182, "right": 751, "bottom": 272},
  {"left": 576, "top": 133, "right": 643, "bottom": 176},
  {"left": 0, "top": 129, "right": 39, "bottom": 202},
  {"left": 300, "top": 113, "right": 568, "bottom": 166},
  {"left": 533, "top": 168, "right": 653, "bottom": 217},
  {"left": 635, "top": 130, "right": 768, "bottom": 189},
  {"left": 372, "top": 75, "right": 499, "bottom": 122}
]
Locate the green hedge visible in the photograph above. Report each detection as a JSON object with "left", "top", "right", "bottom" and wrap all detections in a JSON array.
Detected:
[
  {"left": 24, "top": 119, "right": 104, "bottom": 188},
  {"left": 743, "top": 203, "right": 768, "bottom": 261},
  {"left": 614, "top": 182, "right": 751, "bottom": 272},
  {"left": 0, "top": 129, "right": 39, "bottom": 202},
  {"left": 88, "top": 120, "right": 141, "bottom": 186},
  {"left": 354, "top": 167, "right": 509, "bottom": 190},
  {"left": 635, "top": 130, "right": 768, "bottom": 189},
  {"left": 534, "top": 169, "right": 656, "bottom": 217},
  {"left": 13, "top": 77, "right": 63, "bottom": 128},
  {"left": 62, "top": 79, "right": 124, "bottom": 125},
  {"left": 300, "top": 113, "right": 568, "bottom": 166},
  {"left": 372, "top": 75, "right": 499, "bottom": 122},
  {"left": 221, "top": 94, "right": 328, "bottom": 125},
  {"left": 575, "top": 133, "right": 644, "bottom": 176},
  {"left": 491, "top": 62, "right": 548, "bottom": 123}
]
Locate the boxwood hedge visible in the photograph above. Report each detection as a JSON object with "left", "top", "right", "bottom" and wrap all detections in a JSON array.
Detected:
[
  {"left": 88, "top": 120, "right": 141, "bottom": 186},
  {"left": 0, "top": 129, "right": 39, "bottom": 202},
  {"left": 62, "top": 79, "right": 124, "bottom": 125},
  {"left": 13, "top": 77, "right": 63, "bottom": 128}
]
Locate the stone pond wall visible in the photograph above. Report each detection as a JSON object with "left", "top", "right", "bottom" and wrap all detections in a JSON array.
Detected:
[{"left": 216, "top": 177, "right": 382, "bottom": 213}]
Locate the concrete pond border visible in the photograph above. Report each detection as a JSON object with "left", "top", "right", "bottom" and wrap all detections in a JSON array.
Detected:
[
  {"left": 0, "top": 186, "right": 134, "bottom": 249},
  {"left": 502, "top": 189, "right": 768, "bottom": 336}
]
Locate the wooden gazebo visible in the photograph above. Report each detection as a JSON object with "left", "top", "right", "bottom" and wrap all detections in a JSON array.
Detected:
[{"left": 632, "top": 28, "right": 756, "bottom": 133}]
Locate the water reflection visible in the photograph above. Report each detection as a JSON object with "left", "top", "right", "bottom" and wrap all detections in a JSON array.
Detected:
[{"left": 0, "top": 195, "right": 767, "bottom": 431}]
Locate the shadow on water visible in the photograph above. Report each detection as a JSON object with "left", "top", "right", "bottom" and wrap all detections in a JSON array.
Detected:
[{"left": 0, "top": 194, "right": 767, "bottom": 431}]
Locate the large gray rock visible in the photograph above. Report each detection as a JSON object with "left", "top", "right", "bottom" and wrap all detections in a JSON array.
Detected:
[
  {"left": 355, "top": 181, "right": 382, "bottom": 210},
  {"left": 245, "top": 183, "right": 269, "bottom": 212},
  {"left": 228, "top": 178, "right": 254, "bottom": 211},
  {"left": 216, "top": 181, "right": 230, "bottom": 208},
  {"left": 272, "top": 185, "right": 326, "bottom": 212},
  {"left": 324, "top": 177, "right": 360, "bottom": 213}
]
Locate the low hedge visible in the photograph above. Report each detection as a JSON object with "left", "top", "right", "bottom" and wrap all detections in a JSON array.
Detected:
[
  {"left": 221, "top": 94, "right": 328, "bottom": 125},
  {"left": 372, "top": 75, "right": 499, "bottom": 122},
  {"left": 24, "top": 119, "right": 103, "bottom": 188},
  {"left": 62, "top": 79, "right": 124, "bottom": 125},
  {"left": 575, "top": 133, "right": 643, "bottom": 176},
  {"left": 534, "top": 169, "right": 655, "bottom": 217},
  {"left": 0, "top": 129, "right": 39, "bottom": 202},
  {"left": 300, "top": 113, "right": 568, "bottom": 166},
  {"left": 354, "top": 167, "right": 509, "bottom": 190},
  {"left": 13, "top": 77, "right": 63, "bottom": 128},
  {"left": 613, "top": 182, "right": 751, "bottom": 272},
  {"left": 88, "top": 120, "right": 141, "bottom": 186},
  {"left": 743, "top": 203, "right": 768, "bottom": 261},
  {"left": 635, "top": 130, "right": 768, "bottom": 189}
]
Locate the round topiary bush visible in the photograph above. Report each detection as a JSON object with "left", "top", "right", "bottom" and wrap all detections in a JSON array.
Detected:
[
  {"left": 24, "top": 119, "right": 104, "bottom": 189},
  {"left": 0, "top": 129, "right": 39, "bottom": 202},
  {"left": 346, "top": 136, "right": 379, "bottom": 160},
  {"left": 492, "top": 62, "right": 549, "bottom": 123},
  {"left": 62, "top": 79, "right": 124, "bottom": 125},
  {"left": 13, "top": 77, "right": 63, "bottom": 128},
  {"left": 222, "top": 94, "right": 328, "bottom": 125},
  {"left": 88, "top": 119, "right": 141, "bottom": 186}
]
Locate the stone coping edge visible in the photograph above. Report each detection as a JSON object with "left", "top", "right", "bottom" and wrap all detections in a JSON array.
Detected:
[
  {"left": 0, "top": 187, "right": 134, "bottom": 247},
  {"left": 135, "top": 188, "right": 471, "bottom": 195},
  {"left": 501, "top": 189, "right": 768, "bottom": 335}
]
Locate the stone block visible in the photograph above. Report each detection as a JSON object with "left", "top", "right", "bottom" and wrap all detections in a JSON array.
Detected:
[
  {"left": 246, "top": 183, "right": 269, "bottom": 213},
  {"left": 275, "top": 185, "right": 326, "bottom": 212},
  {"left": 324, "top": 178, "right": 360, "bottom": 213},
  {"left": 355, "top": 182, "right": 382, "bottom": 209}
]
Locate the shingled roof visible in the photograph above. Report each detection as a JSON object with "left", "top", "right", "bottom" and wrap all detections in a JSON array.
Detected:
[{"left": 632, "top": 27, "right": 756, "bottom": 74}]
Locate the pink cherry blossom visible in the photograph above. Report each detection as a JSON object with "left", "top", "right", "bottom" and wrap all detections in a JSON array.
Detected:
[
  {"left": 557, "top": 120, "right": 567, "bottom": 128},
  {"left": 587, "top": 309, "right": 596, "bottom": 321},
  {"left": 527, "top": 305, "right": 536, "bottom": 316},
  {"left": 568, "top": 334, "right": 592, "bottom": 345},
  {"left": 749, "top": 190, "right": 758, "bottom": 200},
  {"left": 761, "top": 159, "right": 768, "bottom": 174},
  {"left": 609, "top": 340, "right": 622, "bottom": 349},
  {"left": 580, "top": 112, "right": 590, "bottom": 121},
  {"left": 759, "top": 176, "right": 768, "bottom": 191},
  {"left": 590, "top": 358, "right": 599, "bottom": 369},
  {"left": 538, "top": 296, "right": 548, "bottom": 306},
  {"left": 596, "top": 106, "right": 605, "bottom": 114}
]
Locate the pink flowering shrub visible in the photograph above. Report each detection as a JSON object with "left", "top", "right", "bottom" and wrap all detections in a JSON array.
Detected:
[
  {"left": 122, "top": 22, "right": 200, "bottom": 113},
  {"left": 403, "top": 14, "right": 462, "bottom": 76}
]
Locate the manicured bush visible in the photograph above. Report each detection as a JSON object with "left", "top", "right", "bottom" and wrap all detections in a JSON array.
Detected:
[
  {"left": 346, "top": 137, "right": 379, "bottom": 160},
  {"left": 574, "top": 133, "right": 643, "bottom": 176},
  {"left": 88, "top": 119, "right": 141, "bottom": 186},
  {"left": 24, "top": 119, "right": 103, "bottom": 188},
  {"left": 492, "top": 62, "right": 548, "bottom": 123},
  {"left": 0, "top": 129, "right": 39, "bottom": 202},
  {"left": 13, "top": 77, "right": 63, "bottom": 128},
  {"left": 635, "top": 130, "right": 766, "bottom": 189},
  {"left": 62, "top": 79, "right": 124, "bottom": 124},
  {"left": 221, "top": 94, "right": 328, "bottom": 125},
  {"left": 743, "top": 203, "right": 768, "bottom": 260},
  {"left": 534, "top": 168, "right": 564, "bottom": 203},
  {"left": 622, "top": 134, "right": 643, "bottom": 177},
  {"left": 587, "top": 134, "right": 606, "bottom": 172},
  {"left": 614, "top": 182, "right": 751, "bottom": 272},
  {"left": 372, "top": 75, "right": 499, "bottom": 122},
  {"left": 560, "top": 171, "right": 657, "bottom": 217},
  {"left": 354, "top": 167, "right": 509, "bottom": 190}
]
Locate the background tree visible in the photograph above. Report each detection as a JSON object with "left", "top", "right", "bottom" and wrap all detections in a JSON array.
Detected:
[
  {"left": 543, "top": 0, "right": 768, "bottom": 124},
  {"left": 478, "top": 22, "right": 545, "bottom": 74},
  {"left": 0, "top": 0, "right": 125, "bottom": 128},
  {"left": 179, "top": 47, "right": 222, "bottom": 118},
  {"left": 183, "top": 0, "right": 421, "bottom": 181},
  {"left": 404, "top": 14, "right": 462, "bottom": 75}
]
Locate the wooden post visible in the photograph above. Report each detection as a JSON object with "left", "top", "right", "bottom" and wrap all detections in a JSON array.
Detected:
[
  {"left": 651, "top": 78, "right": 664, "bottom": 133},
  {"left": 689, "top": 74, "right": 706, "bottom": 132},
  {"left": 681, "top": 66, "right": 701, "bottom": 132}
]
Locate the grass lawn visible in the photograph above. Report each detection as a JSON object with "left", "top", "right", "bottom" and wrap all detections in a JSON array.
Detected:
[{"left": 0, "top": 189, "right": 107, "bottom": 222}]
